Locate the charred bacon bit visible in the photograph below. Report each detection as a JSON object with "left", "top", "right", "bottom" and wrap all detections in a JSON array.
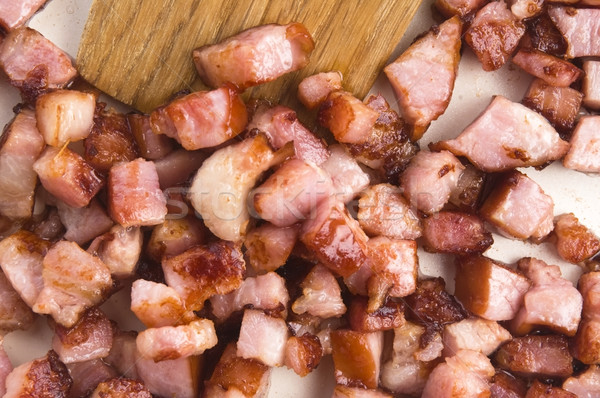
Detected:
[
  {"left": 553, "top": 213, "right": 600, "bottom": 264},
  {"left": 548, "top": 6, "right": 600, "bottom": 58},
  {"left": 524, "top": 13, "right": 567, "bottom": 58},
  {"left": 127, "top": 113, "right": 175, "bottom": 160},
  {"left": 480, "top": 170, "right": 555, "bottom": 241},
  {"left": 319, "top": 90, "right": 379, "bottom": 144},
  {"left": 526, "top": 380, "right": 576, "bottom": 398},
  {"left": 448, "top": 163, "right": 485, "bottom": 212},
  {"left": 465, "top": 0, "right": 526, "bottom": 71},
  {"left": 136, "top": 318, "right": 217, "bottom": 362},
  {"left": 495, "top": 335, "right": 573, "bottom": 379},
  {"left": 146, "top": 217, "right": 206, "bottom": 263},
  {"left": 421, "top": 349, "right": 495, "bottom": 398},
  {"left": 161, "top": 240, "right": 245, "bottom": 311},
  {"left": 512, "top": 48, "right": 581, "bottom": 87},
  {"left": 399, "top": 150, "right": 464, "bottom": 214},
  {"left": 56, "top": 199, "right": 114, "bottom": 245},
  {"left": 0, "top": 230, "right": 49, "bottom": 307},
  {"left": 330, "top": 329, "right": 383, "bottom": 389},
  {"left": 454, "top": 255, "right": 531, "bottom": 321},
  {"left": 380, "top": 321, "right": 432, "bottom": 396},
  {"left": 421, "top": 211, "right": 493, "bottom": 255},
  {"left": 284, "top": 334, "right": 323, "bottom": 377},
  {"left": 332, "top": 385, "right": 393, "bottom": 398},
  {"left": 252, "top": 158, "right": 334, "bottom": 227},
  {"left": 434, "top": 0, "right": 487, "bottom": 18},
  {"left": 563, "top": 365, "right": 600, "bottom": 396},
  {"left": 3, "top": 350, "right": 72, "bottom": 398},
  {"left": 384, "top": 16, "right": 462, "bottom": 139},
  {"left": 0, "top": 0, "right": 47, "bottom": 31},
  {"left": 433, "top": 96, "right": 569, "bottom": 172},
  {"left": 193, "top": 22, "right": 314, "bottom": 90},
  {"left": 51, "top": 308, "right": 113, "bottom": 364},
  {"left": 320, "top": 144, "right": 370, "bottom": 204},
  {"left": 130, "top": 279, "right": 194, "bottom": 328},
  {"left": 583, "top": 60, "right": 600, "bottom": 111},
  {"left": 357, "top": 183, "right": 421, "bottom": 240},
  {"left": 90, "top": 378, "right": 152, "bottom": 398},
  {"left": 345, "top": 94, "right": 418, "bottom": 183},
  {"left": 490, "top": 371, "right": 528, "bottom": 398},
  {"left": 509, "top": 0, "right": 543, "bottom": 20},
  {"left": 292, "top": 264, "right": 346, "bottom": 319},
  {"left": 206, "top": 343, "right": 271, "bottom": 397},
  {"left": 189, "top": 134, "right": 276, "bottom": 242},
  {"left": 0, "top": 269, "right": 35, "bottom": 333},
  {"left": 0, "top": 27, "right": 77, "bottom": 101},
  {"left": 66, "top": 359, "right": 117, "bottom": 398},
  {"left": 84, "top": 106, "right": 139, "bottom": 172},
  {"left": 91, "top": 224, "right": 143, "bottom": 278},
  {"left": 0, "top": 108, "right": 45, "bottom": 219},
  {"left": 33, "top": 146, "right": 104, "bottom": 209},
  {"left": 347, "top": 296, "right": 405, "bottom": 333},
  {"left": 108, "top": 158, "right": 167, "bottom": 227},
  {"left": 149, "top": 86, "right": 248, "bottom": 150},
  {"left": 135, "top": 355, "right": 200, "bottom": 398},
  {"left": 32, "top": 241, "right": 112, "bottom": 328},
  {"left": 237, "top": 309, "right": 289, "bottom": 367},
  {"left": 442, "top": 317, "right": 511, "bottom": 357},
  {"left": 244, "top": 223, "right": 298, "bottom": 272},
  {"left": 563, "top": 116, "right": 600, "bottom": 173},
  {"left": 571, "top": 272, "right": 600, "bottom": 364},
  {"left": 297, "top": 71, "right": 343, "bottom": 109},
  {"left": 521, "top": 78, "right": 583, "bottom": 135},
  {"left": 36, "top": 90, "right": 96, "bottom": 147},
  {"left": 300, "top": 199, "right": 369, "bottom": 277},
  {"left": 210, "top": 271, "right": 289, "bottom": 321},
  {"left": 247, "top": 103, "right": 329, "bottom": 165}
]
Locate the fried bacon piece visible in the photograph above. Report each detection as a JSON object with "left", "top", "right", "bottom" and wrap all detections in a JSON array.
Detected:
[
  {"left": 292, "top": 264, "right": 346, "bottom": 319},
  {"left": 0, "top": 108, "right": 45, "bottom": 219},
  {"left": 548, "top": 6, "right": 600, "bottom": 58},
  {"left": 66, "top": 359, "right": 117, "bottom": 398},
  {"left": 0, "top": 0, "right": 47, "bottom": 31},
  {"left": 442, "top": 317, "right": 511, "bottom": 357},
  {"left": 136, "top": 355, "right": 200, "bottom": 398},
  {"left": 146, "top": 217, "right": 206, "bottom": 263},
  {"left": 127, "top": 113, "right": 175, "bottom": 160},
  {"left": 571, "top": 272, "right": 600, "bottom": 364},
  {"left": 495, "top": 335, "right": 573, "bottom": 379},
  {"left": 320, "top": 144, "right": 370, "bottom": 204},
  {"left": 553, "top": 213, "right": 600, "bottom": 264},
  {"left": 153, "top": 149, "right": 207, "bottom": 189},
  {"left": 91, "top": 224, "right": 143, "bottom": 278},
  {"left": 432, "top": 96, "right": 569, "bottom": 172},
  {"left": 56, "top": 199, "right": 113, "bottom": 245},
  {"left": 524, "top": 13, "right": 567, "bottom": 58},
  {"left": 193, "top": 22, "right": 314, "bottom": 90},
  {"left": 563, "top": 365, "right": 600, "bottom": 396},
  {"left": 0, "top": 269, "right": 34, "bottom": 333},
  {"left": 421, "top": 211, "right": 493, "bottom": 255},
  {"left": 130, "top": 279, "right": 194, "bottom": 327},
  {"left": 490, "top": 371, "right": 528, "bottom": 398},
  {"left": 90, "top": 378, "right": 152, "bottom": 398},
  {"left": 512, "top": 48, "right": 581, "bottom": 87},
  {"left": 521, "top": 78, "right": 583, "bottom": 134},
  {"left": 244, "top": 223, "right": 298, "bottom": 272},
  {"left": 3, "top": 350, "right": 71, "bottom": 398},
  {"left": 332, "top": 386, "right": 393, "bottom": 398},
  {"left": 149, "top": 86, "right": 247, "bottom": 150},
  {"left": 583, "top": 60, "right": 600, "bottom": 111},
  {"left": 385, "top": 16, "right": 462, "bottom": 139},
  {"left": 284, "top": 334, "right": 323, "bottom": 377},
  {"left": 434, "top": 0, "right": 487, "bottom": 18},
  {"left": 237, "top": 309, "right": 289, "bottom": 367},
  {"left": 454, "top": 255, "right": 531, "bottom": 321},
  {"left": 480, "top": 170, "right": 555, "bottom": 241},
  {"left": 347, "top": 296, "right": 405, "bottom": 333},
  {"left": 330, "top": 329, "right": 383, "bottom": 389},
  {"left": 108, "top": 158, "right": 167, "bottom": 227},
  {"left": 319, "top": 90, "right": 379, "bottom": 144},
  {"left": 509, "top": 0, "right": 543, "bottom": 20},
  {"left": 33, "top": 146, "right": 104, "bottom": 209},
  {"left": 297, "top": 71, "right": 343, "bottom": 109},
  {"left": 563, "top": 116, "right": 600, "bottom": 173},
  {"left": 526, "top": 380, "right": 576, "bottom": 398},
  {"left": 464, "top": 0, "right": 526, "bottom": 71}
]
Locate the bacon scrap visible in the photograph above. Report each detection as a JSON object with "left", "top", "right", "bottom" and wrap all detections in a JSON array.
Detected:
[
  {"left": 0, "top": 268, "right": 35, "bottom": 333},
  {"left": 563, "top": 116, "right": 600, "bottom": 173},
  {"left": 583, "top": 60, "right": 600, "bottom": 111},
  {"left": 0, "top": 0, "right": 47, "bottom": 31},
  {"left": 548, "top": 6, "right": 600, "bottom": 58},
  {"left": 421, "top": 211, "right": 493, "bottom": 255},
  {"left": 292, "top": 264, "right": 347, "bottom": 319},
  {"left": 90, "top": 378, "right": 152, "bottom": 398},
  {"left": 243, "top": 223, "right": 298, "bottom": 272},
  {"left": 442, "top": 317, "right": 511, "bottom": 357},
  {"left": 237, "top": 309, "right": 289, "bottom": 367},
  {"left": 284, "top": 333, "right": 323, "bottom": 377},
  {"left": 130, "top": 279, "right": 194, "bottom": 328},
  {"left": 553, "top": 213, "right": 600, "bottom": 264},
  {"left": 330, "top": 329, "right": 383, "bottom": 389},
  {"left": 435, "top": 0, "right": 487, "bottom": 18},
  {"left": 571, "top": 272, "right": 600, "bottom": 364},
  {"left": 512, "top": 48, "right": 581, "bottom": 88},
  {"left": 297, "top": 71, "right": 343, "bottom": 109},
  {"left": 3, "top": 350, "right": 71, "bottom": 398},
  {"left": 563, "top": 365, "right": 600, "bottom": 397}
]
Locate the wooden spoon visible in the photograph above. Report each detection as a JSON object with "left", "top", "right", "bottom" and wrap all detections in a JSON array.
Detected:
[{"left": 76, "top": 0, "right": 423, "bottom": 114}]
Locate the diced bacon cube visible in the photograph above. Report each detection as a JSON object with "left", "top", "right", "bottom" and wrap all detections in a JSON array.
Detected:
[
  {"left": 330, "top": 329, "right": 383, "bottom": 389},
  {"left": 153, "top": 149, "right": 207, "bottom": 190},
  {"left": 292, "top": 264, "right": 346, "bottom": 319},
  {"left": 357, "top": 183, "right": 421, "bottom": 240},
  {"left": 300, "top": 199, "right": 369, "bottom": 277},
  {"left": 136, "top": 318, "right": 217, "bottom": 362},
  {"left": 421, "top": 211, "right": 493, "bottom": 255},
  {"left": 136, "top": 355, "right": 200, "bottom": 398},
  {"left": 583, "top": 60, "right": 600, "bottom": 111},
  {"left": 563, "top": 116, "right": 600, "bottom": 173},
  {"left": 367, "top": 237, "right": 418, "bottom": 302},
  {"left": 572, "top": 272, "right": 600, "bottom": 364},
  {"left": 0, "top": 0, "right": 47, "bottom": 31},
  {"left": 454, "top": 255, "right": 531, "bottom": 321},
  {"left": 480, "top": 170, "right": 555, "bottom": 241},
  {"left": 32, "top": 241, "right": 112, "bottom": 327},
  {"left": 319, "top": 90, "right": 379, "bottom": 144},
  {"left": 448, "top": 164, "right": 486, "bottom": 212},
  {"left": 526, "top": 13, "right": 568, "bottom": 58},
  {"left": 510, "top": 0, "right": 544, "bottom": 19},
  {"left": 91, "top": 224, "right": 143, "bottom": 277},
  {"left": 489, "top": 371, "right": 528, "bottom": 398},
  {"left": 108, "top": 158, "right": 167, "bottom": 227},
  {"left": 553, "top": 213, "right": 600, "bottom": 264},
  {"left": 384, "top": 16, "right": 462, "bottom": 139},
  {"left": 399, "top": 150, "right": 464, "bottom": 214},
  {"left": 36, "top": 90, "right": 96, "bottom": 147},
  {"left": 563, "top": 365, "right": 600, "bottom": 397},
  {"left": 332, "top": 386, "right": 393, "bottom": 398},
  {"left": 434, "top": 0, "right": 487, "bottom": 18},
  {"left": 161, "top": 240, "right": 245, "bottom": 311},
  {"left": 127, "top": 113, "right": 175, "bottom": 160},
  {"left": 320, "top": 144, "right": 370, "bottom": 204},
  {"left": 465, "top": 0, "right": 526, "bottom": 71},
  {"left": 526, "top": 380, "right": 576, "bottom": 398},
  {"left": 237, "top": 309, "right": 289, "bottom": 367},
  {"left": 548, "top": 6, "right": 600, "bottom": 58},
  {"left": 130, "top": 279, "right": 194, "bottom": 328},
  {"left": 65, "top": 358, "right": 117, "bottom": 398},
  {"left": 0, "top": 109, "right": 45, "bottom": 219},
  {"left": 51, "top": 308, "right": 113, "bottom": 364},
  {"left": 244, "top": 223, "right": 298, "bottom": 272},
  {"left": 149, "top": 86, "right": 247, "bottom": 150},
  {"left": 284, "top": 334, "right": 323, "bottom": 377},
  {"left": 3, "top": 351, "right": 71, "bottom": 398},
  {"left": 0, "top": 230, "right": 49, "bottom": 307},
  {"left": 404, "top": 278, "right": 468, "bottom": 329},
  {"left": 297, "top": 71, "right": 343, "bottom": 109},
  {"left": 0, "top": 269, "right": 34, "bottom": 333},
  {"left": 512, "top": 48, "right": 582, "bottom": 87},
  {"left": 33, "top": 146, "right": 104, "bottom": 208},
  {"left": 90, "top": 378, "right": 152, "bottom": 398},
  {"left": 347, "top": 296, "right": 405, "bottom": 333},
  {"left": 146, "top": 217, "right": 206, "bottom": 263},
  {"left": 56, "top": 199, "right": 114, "bottom": 245},
  {"left": 442, "top": 318, "right": 511, "bottom": 356},
  {"left": 104, "top": 330, "right": 138, "bottom": 380}
]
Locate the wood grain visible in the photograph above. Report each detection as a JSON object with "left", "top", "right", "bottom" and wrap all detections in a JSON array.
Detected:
[{"left": 76, "top": 0, "right": 423, "bottom": 114}]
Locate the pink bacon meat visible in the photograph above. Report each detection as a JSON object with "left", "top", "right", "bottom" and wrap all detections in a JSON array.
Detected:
[{"left": 0, "top": 0, "right": 47, "bottom": 31}]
